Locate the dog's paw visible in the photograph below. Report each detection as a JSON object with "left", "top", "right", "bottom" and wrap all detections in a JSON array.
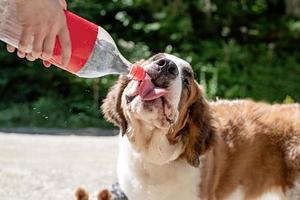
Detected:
[
  {"left": 97, "top": 189, "right": 112, "bottom": 200},
  {"left": 75, "top": 187, "right": 89, "bottom": 200}
]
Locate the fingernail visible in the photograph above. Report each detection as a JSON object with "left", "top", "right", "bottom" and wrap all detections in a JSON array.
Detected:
[
  {"left": 7, "top": 47, "right": 15, "bottom": 53},
  {"left": 17, "top": 51, "right": 26, "bottom": 58},
  {"left": 43, "top": 61, "right": 51, "bottom": 68}
]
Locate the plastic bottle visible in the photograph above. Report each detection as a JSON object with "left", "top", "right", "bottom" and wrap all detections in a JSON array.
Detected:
[{"left": 0, "top": 0, "right": 146, "bottom": 80}]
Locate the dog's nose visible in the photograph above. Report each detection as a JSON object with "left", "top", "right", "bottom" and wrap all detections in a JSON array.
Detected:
[{"left": 155, "top": 58, "right": 179, "bottom": 78}]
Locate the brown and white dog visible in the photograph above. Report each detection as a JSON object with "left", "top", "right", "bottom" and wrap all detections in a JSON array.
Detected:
[{"left": 98, "top": 53, "right": 300, "bottom": 200}]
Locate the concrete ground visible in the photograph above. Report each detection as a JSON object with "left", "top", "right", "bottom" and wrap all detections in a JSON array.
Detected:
[{"left": 0, "top": 132, "right": 118, "bottom": 200}]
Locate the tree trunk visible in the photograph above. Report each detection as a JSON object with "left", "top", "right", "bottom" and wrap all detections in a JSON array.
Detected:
[
  {"left": 204, "top": 0, "right": 212, "bottom": 19},
  {"left": 285, "top": 0, "right": 300, "bottom": 17}
]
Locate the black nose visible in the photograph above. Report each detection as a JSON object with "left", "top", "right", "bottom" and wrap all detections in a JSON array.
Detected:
[{"left": 156, "top": 58, "right": 179, "bottom": 77}]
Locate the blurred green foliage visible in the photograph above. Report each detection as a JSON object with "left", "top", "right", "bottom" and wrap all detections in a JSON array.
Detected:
[{"left": 0, "top": 0, "right": 299, "bottom": 128}]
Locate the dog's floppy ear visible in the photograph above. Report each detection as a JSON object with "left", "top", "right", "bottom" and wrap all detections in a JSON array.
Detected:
[
  {"left": 179, "top": 84, "right": 216, "bottom": 167},
  {"left": 102, "top": 76, "right": 130, "bottom": 135}
]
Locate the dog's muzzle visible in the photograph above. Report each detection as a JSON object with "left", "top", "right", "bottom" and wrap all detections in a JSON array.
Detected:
[{"left": 147, "top": 58, "right": 179, "bottom": 88}]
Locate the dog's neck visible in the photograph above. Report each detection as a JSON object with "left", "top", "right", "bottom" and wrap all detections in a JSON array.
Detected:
[
  {"left": 125, "top": 121, "right": 184, "bottom": 165},
  {"left": 118, "top": 130, "right": 202, "bottom": 200}
]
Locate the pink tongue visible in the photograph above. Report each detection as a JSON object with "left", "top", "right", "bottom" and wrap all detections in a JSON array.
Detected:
[
  {"left": 128, "top": 75, "right": 167, "bottom": 101},
  {"left": 139, "top": 78, "right": 167, "bottom": 101}
]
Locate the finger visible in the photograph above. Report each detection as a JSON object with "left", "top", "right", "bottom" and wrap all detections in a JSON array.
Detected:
[
  {"left": 58, "top": 26, "right": 71, "bottom": 67},
  {"left": 19, "top": 26, "right": 32, "bottom": 53},
  {"left": 17, "top": 50, "right": 26, "bottom": 58},
  {"left": 59, "top": 0, "right": 67, "bottom": 9},
  {"left": 42, "top": 60, "right": 51, "bottom": 68},
  {"left": 6, "top": 45, "right": 16, "bottom": 53},
  {"left": 26, "top": 53, "right": 36, "bottom": 62},
  {"left": 41, "top": 31, "right": 57, "bottom": 61},
  {"left": 31, "top": 31, "right": 45, "bottom": 59}
]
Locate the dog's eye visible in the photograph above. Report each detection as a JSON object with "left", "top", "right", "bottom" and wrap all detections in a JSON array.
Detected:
[
  {"left": 183, "top": 78, "right": 190, "bottom": 86},
  {"left": 182, "top": 68, "right": 193, "bottom": 78},
  {"left": 182, "top": 67, "right": 193, "bottom": 88}
]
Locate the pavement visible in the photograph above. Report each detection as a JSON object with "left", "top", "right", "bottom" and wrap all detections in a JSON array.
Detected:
[{"left": 0, "top": 132, "right": 119, "bottom": 200}]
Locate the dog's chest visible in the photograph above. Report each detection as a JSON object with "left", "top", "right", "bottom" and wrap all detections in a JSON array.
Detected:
[{"left": 117, "top": 137, "right": 201, "bottom": 200}]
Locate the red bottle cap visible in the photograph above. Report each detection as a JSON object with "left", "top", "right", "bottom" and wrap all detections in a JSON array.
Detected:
[{"left": 128, "top": 65, "right": 146, "bottom": 81}]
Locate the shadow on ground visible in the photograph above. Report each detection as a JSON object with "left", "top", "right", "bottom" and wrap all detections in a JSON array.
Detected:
[{"left": 0, "top": 128, "right": 118, "bottom": 136}]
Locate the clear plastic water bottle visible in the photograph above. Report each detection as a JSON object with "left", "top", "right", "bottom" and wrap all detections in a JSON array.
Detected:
[{"left": 0, "top": 0, "right": 141, "bottom": 79}]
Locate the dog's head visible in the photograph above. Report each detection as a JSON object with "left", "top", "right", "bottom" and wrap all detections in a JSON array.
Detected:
[{"left": 102, "top": 53, "right": 215, "bottom": 167}]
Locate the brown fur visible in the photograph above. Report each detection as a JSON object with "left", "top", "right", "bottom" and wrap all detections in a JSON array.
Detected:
[
  {"left": 75, "top": 188, "right": 113, "bottom": 200},
  {"left": 200, "top": 101, "right": 300, "bottom": 199},
  {"left": 101, "top": 55, "right": 300, "bottom": 199},
  {"left": 97, "top": 189, "right": 112, "bottom": 200},
  {"left": 167, "top": 80, "right": 216, "bottom": 167},
  {"left": 101, "top": 76, "right": 130, "bottom": 135},
  {"left": 102, "top": 74, "right": 216, "bottom": 168},
  {"left": 75, "top": 187, "right": 89, "bottom": 200}
]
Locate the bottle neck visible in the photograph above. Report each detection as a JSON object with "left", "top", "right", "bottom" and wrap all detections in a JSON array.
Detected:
[
  {"left": 98, "top": 26, "right": 132, "bottom": 67},
  {"left": 76, "top": 33, "right": 131, "bottom": 78}
]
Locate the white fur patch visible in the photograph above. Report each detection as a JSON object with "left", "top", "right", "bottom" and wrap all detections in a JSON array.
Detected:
[
  {"left": 256, "top": 190, "right": 285, "bottom": 200},
  {"left": 257, "top": 191, "right": 286, "bottom": 200},
  {"left": 286, "top": 179, "right": 300, "bottom": 200},
  {"left": 225, "top": 186, "right": 245, "bottom": 200},
  {"left": 117, "top": 134, "right": 201, "bottom": 200},
  {"left": 225, "top": 186, "right": 294, "bottom": 200}
]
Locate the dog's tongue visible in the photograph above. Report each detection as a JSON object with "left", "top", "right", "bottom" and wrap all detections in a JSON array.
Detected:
[
  {"left": 139, "top": 77, "right": 167, "bottom": 101},
  {"left": 129, "top": 74, "right": 167, "bottom": 101}
]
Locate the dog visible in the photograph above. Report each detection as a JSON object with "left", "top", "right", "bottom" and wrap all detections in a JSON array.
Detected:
[{"left": 78, "top": 53, "right": 300, "bottom": 200}]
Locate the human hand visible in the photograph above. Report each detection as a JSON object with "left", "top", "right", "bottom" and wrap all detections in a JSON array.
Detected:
[{"left": 7, "top": 0, "right": 70, "bottom": 68}]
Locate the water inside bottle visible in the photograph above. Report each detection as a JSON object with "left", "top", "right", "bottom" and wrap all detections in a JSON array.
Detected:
[
  {"left": 77, "top": 39, "right": 130, "bottom": 78},
  {"left": 76, "top": 26, "right": 131, "bottom": 78}
]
